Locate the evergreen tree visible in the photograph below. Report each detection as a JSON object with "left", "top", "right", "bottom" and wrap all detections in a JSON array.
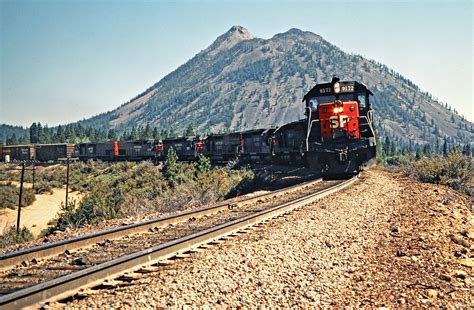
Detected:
[
  {"left": 29, "top": 123, "right": 39, "bottom": 143},
  {"left": 107, "top": 129, "right": 118, "bottom": 141},
  {"left": 443, "top": 137, "right": 448, "bottom": 157},
  {"left": 383, "top": 136, "right": 390, "bottom": 156},
  {"left": 56, "top": 125, "right": 66, "bottom": 142},
  {"left": 129, "top": 127, "right": 138, "bottom": 140},
  {"left": 196, "top": 154, "right": 211, "bottom": 173},
  {"left": 36, "top": 122, "right": 44, "bottom": 143},
  {"left": 6, "top": 133, "right": 18, "bottom": 145},
  {"left": 153, "top": 127, "right": 160, "bottom": 140},
  {"left": 462, "top": 144, "right": 471, "bottom": 157},
  {"left": 184, "top": 124, "right": 195, "bottom": 137},
  {"left": 42, "top": 124, "right": 51, "bottom": 143},
  {"left": 143, "top": 124, "right": 152, "bottom": 139},
  {"left": 164, "top": 147, "right": 179, "bottom": 183},
  {"left": 422, "top": 144, "right": 431, "bottom": 155}
]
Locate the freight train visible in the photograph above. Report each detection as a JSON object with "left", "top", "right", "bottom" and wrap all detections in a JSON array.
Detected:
[{"left": 0, "top": 78, "right": 376, "bottom": 176}]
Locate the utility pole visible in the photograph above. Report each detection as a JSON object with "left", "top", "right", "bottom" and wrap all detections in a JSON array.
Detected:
[
  {"left": 32, "top": 162, "right": 36, "bottom": 190},
  {"left": 16, "top": 163, "right": 25, "bottom": 234},
  {"left": 65, "top": 158, "right": 70, "bottom": 208}
]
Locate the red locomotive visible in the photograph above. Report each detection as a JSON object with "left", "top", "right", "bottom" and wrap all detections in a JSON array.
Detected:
[{"left": 303, "top": 77, "right": 376, "bottom": 175}]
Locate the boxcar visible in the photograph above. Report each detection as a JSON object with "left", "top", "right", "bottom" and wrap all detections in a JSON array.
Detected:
[
  {"left": 35, "top": 143, "right": 75, "bottom": 162},
  {"left": 203, "top": 133, "right": 241, "bottom": 162},
  {"left": 3, "top": 144, "right": 35, "bottom": 162}
]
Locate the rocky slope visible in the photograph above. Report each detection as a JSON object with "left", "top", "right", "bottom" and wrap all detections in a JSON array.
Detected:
[{"left": 76, "top": 26, "right": 473, "bottom": 146}]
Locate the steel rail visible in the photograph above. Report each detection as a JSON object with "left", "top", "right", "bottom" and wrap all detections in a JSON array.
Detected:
[
  {"left": 0, "top": 176, "right": 357, "bottom": 309},
  {"left": 0, "top": 178, "right": 323, "bottom": 271}
]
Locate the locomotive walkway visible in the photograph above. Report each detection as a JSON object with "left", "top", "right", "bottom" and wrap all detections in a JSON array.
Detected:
[{"left": 0, "top": 177, "right": 357, "bottom": 308}]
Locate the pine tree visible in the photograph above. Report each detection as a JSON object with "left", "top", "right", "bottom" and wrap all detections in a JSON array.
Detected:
[
  {"left": 129, "top": 127, "right": 138, "bottom": 140},
  {"left": 383, "top": 136, "right": 391, "bottom": 156},
  {"left": 423, "top": 144, "right": 431, "bottom": 155},
  {"left": 29, "top": 123, "right": 38, "bottom": 143},
  {"left": 197, "top": 154, "right": 211, "bottom": 173},
  {"left": 56, "top": 125, "right": 66, "bottom": 142},
  {"left": 164, "top": 147, "right": 180, "bottom": 183},
  {"left": 443, "top": 137, "right": 448, "bottom": 157},
  {"left": 153, "top": 127, "right": 160, "bottom": 140},
  {"left": 143, "top": 124, "right": 152, "bottom": 139},
  {"left": 185, "top": 124, "right": 195, "bottom": 137},
  {"left": 462, "top": 144, "right": 471, "bottom": 157},
  {"left": 7, "top": 133, "right": 18, "bottom": 145},
  {"left": 37, "top": 122, "right": 44, "bottom": 143},
  {"left": 107, "top": 129, "right": 117, "bottom": 141}
]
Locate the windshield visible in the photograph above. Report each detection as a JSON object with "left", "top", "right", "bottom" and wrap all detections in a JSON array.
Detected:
[{"left": 308, "top": 94, "right": 355, "bottom": 111}]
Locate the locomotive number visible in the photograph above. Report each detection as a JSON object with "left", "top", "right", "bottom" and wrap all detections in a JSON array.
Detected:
[{"left": 329, "top": 115, "right": 349, "bottom": 129}]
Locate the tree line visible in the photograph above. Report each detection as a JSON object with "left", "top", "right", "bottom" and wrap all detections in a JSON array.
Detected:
[
  {"left": 2, "top": 122, "right": 197, "bottom": 145},
  {"left": 378, "top": 135, "right": 471, "bottom": 159}
]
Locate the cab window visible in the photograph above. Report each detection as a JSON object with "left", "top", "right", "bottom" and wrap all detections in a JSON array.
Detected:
[{"left": 357, "top": 94, "right": 367, "bottom": 108}]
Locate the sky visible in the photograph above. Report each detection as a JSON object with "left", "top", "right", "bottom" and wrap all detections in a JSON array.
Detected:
[{"left": 1, "top": 0, "right": 472, "bottom": 127}]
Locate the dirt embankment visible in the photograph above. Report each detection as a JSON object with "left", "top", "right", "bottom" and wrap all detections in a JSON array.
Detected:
[
  {"left": 0, "top": 188, "right": 83, "bottom": 237},
  {"left": 64, "top": 169, "right": 472, "bottom": 308}
]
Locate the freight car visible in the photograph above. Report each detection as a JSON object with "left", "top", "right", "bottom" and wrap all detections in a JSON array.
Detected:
[
  {"left": 35, "top": 143, "right": 75, "bottom": 162},
  {"left": 203, "top": 132, "right": 241, "bottom": 162},
  {"left": 75, "top": 140, "right": 156, "bottom": 161},
  {"left": 163, "top": 137, "right": 203, "bottom": 161},
  {"left": 240, "top": 129, "right": 273, "bottom": 163},
  {"left": 303, "top": 77, "right": 376, "bottom": 175},
  {"left": 272, "top": 120, "right": 306, "bottom": 165},
  {"left": 1, "top": 144, "right": 35, "bottom": 162}
]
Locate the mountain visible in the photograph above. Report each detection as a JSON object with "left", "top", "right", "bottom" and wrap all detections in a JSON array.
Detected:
[{"left": 8, "top": 26, "right": 474, "bottom": 146}]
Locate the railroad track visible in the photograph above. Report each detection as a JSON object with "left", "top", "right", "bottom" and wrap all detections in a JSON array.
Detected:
[{"left": 0, "top": 176, "right": 357, "bottom": 308}]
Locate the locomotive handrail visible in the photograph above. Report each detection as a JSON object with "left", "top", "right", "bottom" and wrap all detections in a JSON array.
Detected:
[
  {"left": 358, "top": 114, "right": 376, "bottom": 139},
  {"left": 305, "top": 119, "right": 321, "bottom": 151}
]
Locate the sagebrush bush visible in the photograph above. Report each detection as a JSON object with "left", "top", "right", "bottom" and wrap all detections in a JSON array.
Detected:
[
  {"left": 0, "top": 226, "right": 34, "bottom": 248},
  {"left": 46, "top": 160, "right": 252, "bottom": 233},
  {"left": 403, "top": 152, "right": 472, "bottom": 194},
  {"left": 0, "top": 183, "right": 36, "bottom": 209}
]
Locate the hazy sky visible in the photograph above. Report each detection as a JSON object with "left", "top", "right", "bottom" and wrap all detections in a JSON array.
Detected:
[{"left": 1, "top": 0, "right": 472, "bottom": 127}]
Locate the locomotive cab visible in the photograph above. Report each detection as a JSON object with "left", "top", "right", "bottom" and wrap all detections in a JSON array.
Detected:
[{"left": 303, "top": 77, "right": 376, "bottom": 175}]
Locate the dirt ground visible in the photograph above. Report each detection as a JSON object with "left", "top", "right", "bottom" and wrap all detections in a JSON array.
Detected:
[
  {"left": 0, "top": 188, "right": 83, "bottom": 236},
  {"left": 62, "top": 169, "right": 472, "bottom": 308}
]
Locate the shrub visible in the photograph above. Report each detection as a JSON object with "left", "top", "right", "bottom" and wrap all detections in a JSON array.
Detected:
[
  {"left": 0, "top": 183, "right": 36, "bottom": 209},
  {"left": 34, "top": 180, "right": 53, "bottom": 194},
  {"left": 196, "top": 154, "right": 211, "bottom": 173},
  {"left": 46, "top": 160, "right": 252, "bottom": 233},
  {"left": 0, "top": 226, "right": 34, "bottom": 248},
  {"left": 163, "top": 147, "right": 180, "bottom": 184},
  {"left": 403, "top": 152, "right": 473, "bottom": 194}
]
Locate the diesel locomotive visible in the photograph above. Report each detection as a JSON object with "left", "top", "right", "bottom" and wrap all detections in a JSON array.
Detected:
[
  {"left": 1, "top": 78, "right": 376, "bottom": 176},
  {"left": 303, "top": 77, "right": 376, "bottom": 175}
]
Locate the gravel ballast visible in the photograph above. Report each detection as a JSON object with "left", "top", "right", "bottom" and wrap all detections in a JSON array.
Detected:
[{"left": 64, "top": 169, "right": 472, "bottom": 308}]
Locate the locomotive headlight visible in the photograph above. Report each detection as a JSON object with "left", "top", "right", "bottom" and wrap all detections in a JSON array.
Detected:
[{"left": 333, "top": 82, "right": 341, "bottom": 94}]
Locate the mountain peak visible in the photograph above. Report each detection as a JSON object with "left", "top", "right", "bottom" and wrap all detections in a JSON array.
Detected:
[
  {"left": 227, "top": 25, "right": 253, "bottom": 38},
  {"left": 272, "top": 28, "right": 323, "bottom": 43},
  {"left": 206, "top": 25, "right": 255, "bottom": 54}
]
